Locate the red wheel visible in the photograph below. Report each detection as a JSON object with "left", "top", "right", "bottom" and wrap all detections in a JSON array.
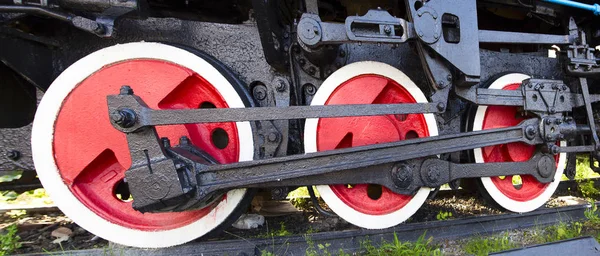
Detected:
[
  {"left": 472, "top": 73, "right": 566, "bottom": 212},
  {"left": 32, "top": 42, "right": 254, "bottom": 247},
  {"left": 304, "top": 61, "right": 438, "bottom": 229}
]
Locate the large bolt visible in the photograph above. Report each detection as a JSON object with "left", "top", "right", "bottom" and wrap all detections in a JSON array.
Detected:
[
  {"left": 6, "top": 150, "right": 20, "bottom": 160},
  {"left": 392, "top": 163, "right": 412, "bottom": 189},
  {"left": 119, "top": 85, "right": 134, "bottom": 95},
  {"left": 252, "top": 85, "right": 267, "bottom": 101},
  {"left": 111, "top": 109, "right": 137, "bottom": 128},
  {"left": 525, "top": 125, "right": 537, "bottom": 140},
  {"left": 537, "top": 155, "right": 555, "bottom": 178},
  {"left": 427, "top": 166, "right": 440, "bottom": 183},
  {"left": 550, "top": 145, "right": 560, "bottom": 155}
]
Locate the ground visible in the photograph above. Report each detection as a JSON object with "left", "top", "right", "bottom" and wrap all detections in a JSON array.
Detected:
[{"left": 0, "top": 156, "right": 599, "bottom": 255}]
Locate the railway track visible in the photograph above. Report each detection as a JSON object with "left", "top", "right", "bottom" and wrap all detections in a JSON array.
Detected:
[{"left": 15, "top": 201, "right": 595, "bottom": 256}]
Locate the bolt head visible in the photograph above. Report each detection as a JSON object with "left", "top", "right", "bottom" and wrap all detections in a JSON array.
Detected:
[
  {"left": 384, "top": 25, "right": 392, "bottom": 35},
  {"left": 436, "top": 102, "right": 445, "bottom": 112},
  {"left": 276, "top": 80, "right": 286, "bottom": 92},
  {"left": 427, "top": 167, "right": 440, "bottom": 183},
  {"left": 252, "top": 86, "right": 267, "bottom": 101},
  {"left": 179, "top": 136, "right": 191, "bottom": 145},
  {"left": 119, "top": 85, "right": 133, "bottom": 95},
  {"left": 110, "top": 111, "right": 124, "bottom": 123},
  {"left": 267, "top": 132, "right": 279, "bottom": 142}
]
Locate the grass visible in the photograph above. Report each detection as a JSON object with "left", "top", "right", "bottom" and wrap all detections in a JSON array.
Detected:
[
  {"left": 359, "top": 232, "right": 441, "bottom": 256},
  {"left": 0, "top": 224, "right": 22, "bottom": 256},
  {"left": 463, "top": 232, "right": 517, "bottom": 256}
]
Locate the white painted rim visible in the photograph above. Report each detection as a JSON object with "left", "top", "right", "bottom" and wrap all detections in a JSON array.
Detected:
[
  {"left": 304, "top": 61, "right": 438, "bottom": 229},
  {"left": 474, "top": 73, "right": 566, "bottom": 213},
  {"left": 31, "top": 42, "right": 254, "bottom": 248}
]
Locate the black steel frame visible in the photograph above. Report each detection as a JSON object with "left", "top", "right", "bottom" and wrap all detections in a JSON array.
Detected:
[{"left": 2, "top": 0, "right": 600, "bottom": 213}]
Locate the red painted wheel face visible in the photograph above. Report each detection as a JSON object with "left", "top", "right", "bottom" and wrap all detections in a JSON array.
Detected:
[
  {"left": 53, "top": 59, "right": 240, "bottom": 231},
  {"left": 316, "top": 74, "right": 430, "bottom": 215},
  {"left": 482, "top": 83, "right": 559, "bottom": 202}
]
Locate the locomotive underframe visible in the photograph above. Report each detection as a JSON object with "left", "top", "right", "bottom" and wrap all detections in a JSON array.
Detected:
[{"left": 2, "top": 0, "right": 600, "bottom": 214}]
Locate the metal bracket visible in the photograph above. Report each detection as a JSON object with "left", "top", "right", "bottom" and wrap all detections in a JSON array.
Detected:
[{"left": 297, "top": 10, "right": 413, "bottom": 48}]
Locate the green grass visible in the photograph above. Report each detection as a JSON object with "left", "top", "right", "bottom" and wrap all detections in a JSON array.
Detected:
[
  {"left": 360, "top": 233, "right": 441, "bottom": 256},
  {"left": 0, "top": 224, "right": 21, "bottom": 256},
  {"left": 463, "top": 232, "right": 517, "bottom": 256},
  {"left": 536, "top": 222, "right": 583, "bottom": 244}
]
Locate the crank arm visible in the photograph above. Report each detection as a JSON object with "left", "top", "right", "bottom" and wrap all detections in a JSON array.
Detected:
[
  {"left": 244, "top": 153, "right": 558, "bottom": 195},
  {"left": 194, "top": 118, "right": 543, "bottom": 197},
  {"left": 106, "top": 91, "right": 440, "bottom": 133}
]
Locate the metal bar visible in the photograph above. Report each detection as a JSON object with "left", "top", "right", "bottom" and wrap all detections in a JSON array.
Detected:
[
  {"left": 199, "top": 120, "right": 537, "bottom": 193},
  {"left": 543, "top": 0, "right": 600, "bottom": 15},
  {"left": 0, "top": 5, "right": 72, "bottom": 21},
  {"left": 478, "top": 30, "right": 573, "bottom": 44},
  {"left": 146, "top": 103, "right": 438, "bottom": 125},
  {"left": 580, "top": 78, "right": 600, "bottom": 150},
  {"left": 558, "top": 145, "right": 596, "bottom": 153}
]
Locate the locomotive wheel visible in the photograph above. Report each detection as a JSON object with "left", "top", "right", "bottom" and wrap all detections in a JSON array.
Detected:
[
  {"left": 471, "top": 73, "right": 566, "bottom": 212},
  {"left": 304, "top": 62, "right": 438, "bottom": 229},
  {"left": 31, "top": 42, "right": 255, "bottom": 248}
]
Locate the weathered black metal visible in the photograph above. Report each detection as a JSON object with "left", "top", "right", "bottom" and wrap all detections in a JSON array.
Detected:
[
  {"left": 106, "top": 93, "right": 441, "bottom": 133},
  {"left": 115, "top": 88, "right": 568, "bottom": 210},
  {"left": 455, "top": 78, "right": 600, "bottom": 112},
  {"left": 478, "top": 30, "right": 574, "bottom": 44}
]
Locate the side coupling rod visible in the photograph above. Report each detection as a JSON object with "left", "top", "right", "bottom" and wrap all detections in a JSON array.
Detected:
[{"left": 106, "top": 88, "right": 570, "bottom": 212}]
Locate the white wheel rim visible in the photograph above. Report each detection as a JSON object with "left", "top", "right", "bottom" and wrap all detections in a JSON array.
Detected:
[
  {"left": 31, "top": 42, "right": 254, "bottom": 248},
  {"left": 304, "top": 61, "right": 437, "bottom": 229},
  {"left": 474, "top": 73, "right": 566, "bottom": 213}
]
